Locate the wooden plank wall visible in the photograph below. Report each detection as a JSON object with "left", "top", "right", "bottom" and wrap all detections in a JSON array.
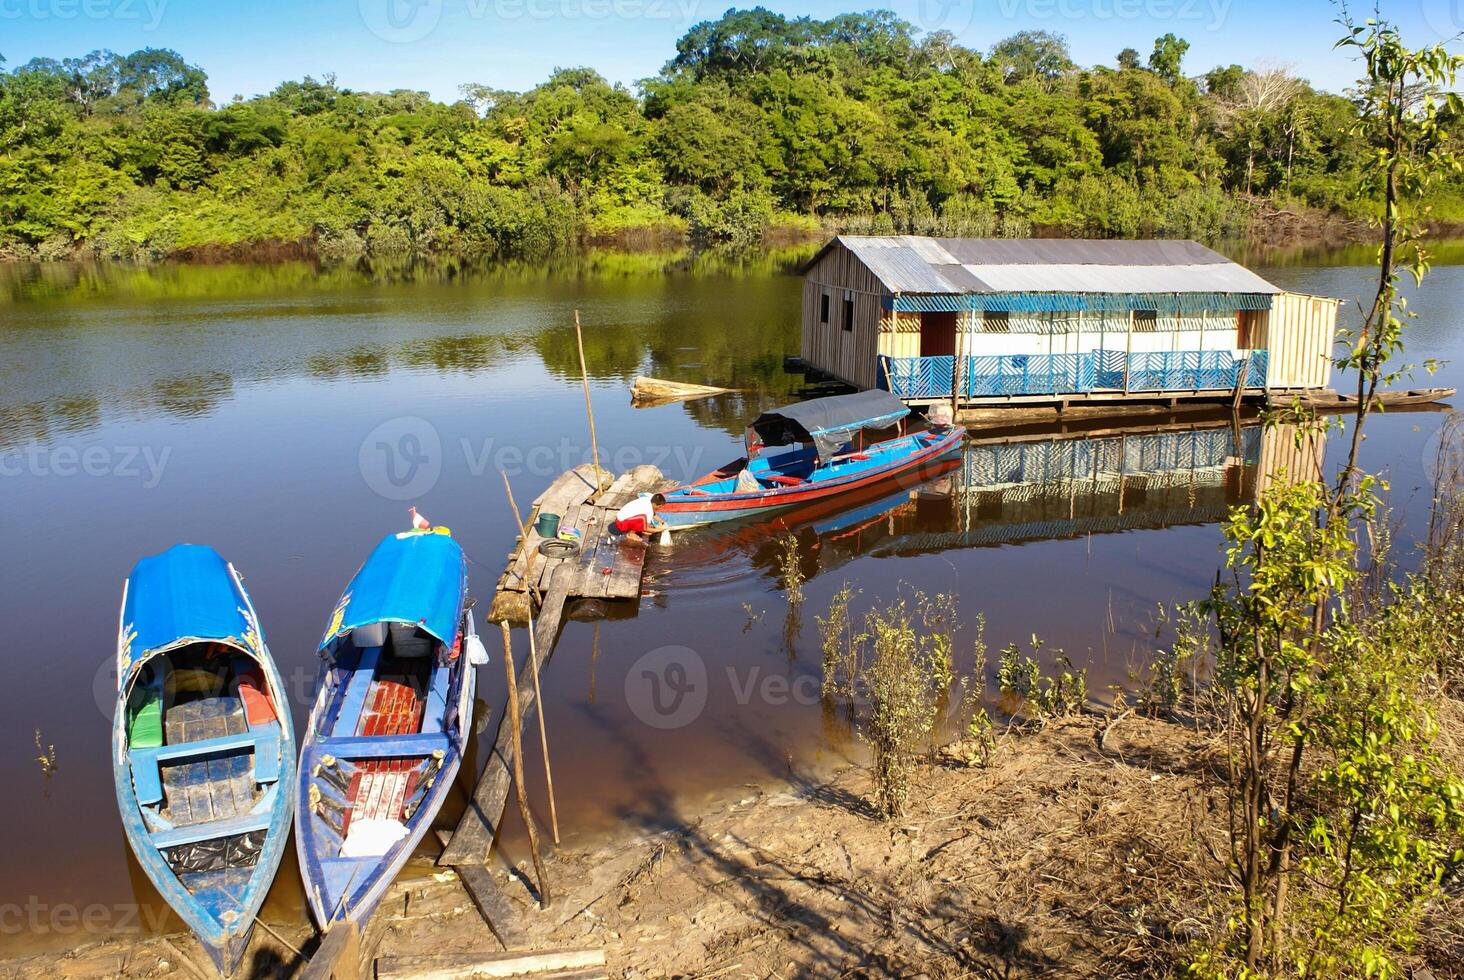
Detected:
[
  {"left": 877, "top": 310, "right": 922, "bottom": 360},
  {"left": 1257, "top": 422, "right": 1327, "bottom": 493},
  {"left": 801, "top": 243, "right": 889, "bottom": 389},
  {"left": 1257, "top": 292, "right": 1339, "bottom": 390}
]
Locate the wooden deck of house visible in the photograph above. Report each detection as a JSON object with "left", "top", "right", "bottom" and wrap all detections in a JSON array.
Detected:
[{"left": 441, "top": 461, "right": 670, "bottom": 947}]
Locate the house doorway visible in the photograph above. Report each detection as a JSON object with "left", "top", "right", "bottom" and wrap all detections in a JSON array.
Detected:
[
  {"left": 919, "top": 311, "right": 958, "bottom": 357},
  {"left": 1237, "top": 310, "right": 1261, "bottom": 349}
]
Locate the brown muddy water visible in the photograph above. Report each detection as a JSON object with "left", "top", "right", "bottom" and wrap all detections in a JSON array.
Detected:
[{"left": 1, "top": 244, "right": 1461, "bottom": 954}]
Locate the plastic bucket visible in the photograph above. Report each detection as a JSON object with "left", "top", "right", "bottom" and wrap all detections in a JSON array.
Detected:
[{"left": 535, "top": 511, "right": 561, "bottom": 538}]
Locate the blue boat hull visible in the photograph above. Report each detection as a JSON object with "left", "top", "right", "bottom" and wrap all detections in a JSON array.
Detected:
[
  {"left": 112, "top": 550, "right": 296, "bottom": 977},
  {"left": 295, "top": 532, "right": 477, "bottom": 938}
]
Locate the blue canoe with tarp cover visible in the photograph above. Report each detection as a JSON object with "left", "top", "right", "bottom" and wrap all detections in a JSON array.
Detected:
[
  {"left": 659, "top": 389, "right": 966, "bottom": 528},
  {"left": 112, "top": 544, "right": 295, "bottom": 977},
  {"left": 296, "top": 528, "right": 487, "bottom": 936}
]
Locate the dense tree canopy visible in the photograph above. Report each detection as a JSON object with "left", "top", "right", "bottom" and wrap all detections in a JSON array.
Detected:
[{"left": 1, "top": 10, "right": 1459, "bottom": 260}]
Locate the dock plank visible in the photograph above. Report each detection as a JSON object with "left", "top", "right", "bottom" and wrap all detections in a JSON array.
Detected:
[
  {"left": 600, "top": 535, "right": 647, "bottom": 600},
  {"left": 501, "top": 466, "right": 601, "bottom": 595},
  {"left": 440, "top": 572, "right": 571, "bottom": 868}
]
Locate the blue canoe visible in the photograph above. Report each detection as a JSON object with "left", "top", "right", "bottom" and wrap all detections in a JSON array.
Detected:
[
  {"left": 658, "top": 390, "right": 966, "bottom": 529},
  {"left": 113, "top": 545, "right": 296, "bottom": 976},
  {"left": 296, "top": 529, "right": 483, "bottom": 935}
]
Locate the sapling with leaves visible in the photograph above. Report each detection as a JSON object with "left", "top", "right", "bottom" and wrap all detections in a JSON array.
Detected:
[{"left": 1189, "top": 10, "right": 1464, "bottom": 977}]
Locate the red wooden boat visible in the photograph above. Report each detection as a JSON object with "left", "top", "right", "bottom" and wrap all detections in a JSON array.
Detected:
[{"left": 658, "top": 390, "right": 966, "bottom": 529}]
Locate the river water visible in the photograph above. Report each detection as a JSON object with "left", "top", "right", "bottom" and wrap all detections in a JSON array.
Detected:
[{"left": 1, "top": 243, "right": 1460, "bottom": 952}]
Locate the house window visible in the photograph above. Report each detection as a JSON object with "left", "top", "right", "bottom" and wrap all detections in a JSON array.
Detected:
[
  {"left": 842, "top": 292, "right": 854, "bottom": 333},
  {"left": 983, "top": 311, "right": 1010, "bottom": 334},
  {"left": 1134, "top": 310, "right": 1160, "bottom": 332},
  {"left": 819, "top": 292, "right": 830, "bottom": 325}
]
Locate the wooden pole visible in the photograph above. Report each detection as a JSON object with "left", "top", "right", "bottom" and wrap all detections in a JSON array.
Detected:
[
  {"left": 574, "top": 310, "right": 605, "bottom": 488},
  {"left": 1233, "top": 350, "right": 1253, "bottom": 415},
  {"left": 950, "top": 309, "right": 963, "bottom": 416},
  {"left": 499, "top": 471, "right": 560, "bottom": 845},
  {"left": 499, "top": 622, "right": 551, "bottom": 907},
  {"left": 1124, "top": 310, "right": 1134, "bottom": 395}
]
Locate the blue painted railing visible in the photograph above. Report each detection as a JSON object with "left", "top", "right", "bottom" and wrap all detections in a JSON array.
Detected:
[{"left": 880, "top": 349, "right": 1268, "bottom": 399}]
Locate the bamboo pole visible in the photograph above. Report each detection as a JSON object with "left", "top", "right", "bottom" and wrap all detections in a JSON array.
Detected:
[
  {"left": 573, "top": 309, "right": 606, "bottom": 488},
  {"left": 499, "top": 622, "right": 551, "bottom": 907},
  {"left": 499, "top": 470, "right": 560, "bottom": 845}
]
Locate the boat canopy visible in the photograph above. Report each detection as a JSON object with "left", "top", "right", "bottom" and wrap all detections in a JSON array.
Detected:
[
  {"left": 319, "top": 531, "right": 466, "bottom": 653},
  {"left": 120, "top": 544, "right": 262, "bottom": 680},
  {"left": 746, "top": 389, "right": 911, "bottom": 464}
]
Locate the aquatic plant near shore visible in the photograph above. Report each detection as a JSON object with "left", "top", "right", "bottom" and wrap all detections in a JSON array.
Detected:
[
  {"left": 997, "top": 636, "right": 1088, "bottom": 720},
  {"left": 33, "top": 728, "right": 56, "bottom": 777},
  {"left": 777, "top": 533, "right": 803, "bottom": 605},
  {"left": 816, "top": 582, "right": 860, "bottom": 700},
  {"left": 859, "top": 599, "right": 942, "bottom": 819}
]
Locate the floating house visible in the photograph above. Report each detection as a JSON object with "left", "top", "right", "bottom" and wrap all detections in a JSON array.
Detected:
[{"left": 798, "top": 237, "right": 1340, "bottom": 409}]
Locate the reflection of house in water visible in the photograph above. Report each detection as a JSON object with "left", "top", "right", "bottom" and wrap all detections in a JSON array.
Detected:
[
  {"left": 776, "top": 420, "right": 1325, "bottom": 569},
  {"left": 654, "top": 418, "right": 1325, "bottom": 594}
]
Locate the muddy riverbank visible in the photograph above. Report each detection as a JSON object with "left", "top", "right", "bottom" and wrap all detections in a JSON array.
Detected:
[{"left": 9, "top": 706, "right": 1460, "bottom": 979}]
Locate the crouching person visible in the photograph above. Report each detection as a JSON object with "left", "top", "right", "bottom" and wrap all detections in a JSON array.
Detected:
[{"left": 614, "top": 492, "right": 668, "bottom": 542}]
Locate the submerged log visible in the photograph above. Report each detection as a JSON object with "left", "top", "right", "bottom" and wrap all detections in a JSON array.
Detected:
[{"left": 630, "top": 376, "right": 735, "bottom": 405}]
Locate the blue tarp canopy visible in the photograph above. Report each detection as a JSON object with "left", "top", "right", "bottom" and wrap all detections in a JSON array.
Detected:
[
  {"left": 120, "top": 544, "right": 260, "bottom": 679},
  {"left": 319, "top": 531, "right": 467, "bottom": 652}
]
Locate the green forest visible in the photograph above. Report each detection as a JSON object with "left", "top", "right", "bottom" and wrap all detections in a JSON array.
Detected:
[{"left": 3, "top": 8, "right": 1462, "bottom": 261}]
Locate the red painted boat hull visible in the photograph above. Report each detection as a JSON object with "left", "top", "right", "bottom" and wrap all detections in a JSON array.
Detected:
[{"left": 659, "top": 427, "right": 967, "bottom": 528}]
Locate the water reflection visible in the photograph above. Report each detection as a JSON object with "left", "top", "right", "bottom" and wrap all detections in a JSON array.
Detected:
[
  {"left": 0, "top": 251, "right": 817, "bottom": 448},
  {"left": 658, "top": 418, "right": 1323, "bottom": 591},
  {"left": 0, "top": 246, "right": 820, "bottom": 306}
]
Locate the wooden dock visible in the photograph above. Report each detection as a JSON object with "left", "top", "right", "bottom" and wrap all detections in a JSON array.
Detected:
[{"left": 441, "top": 462, "right": 669, "bottom": 942}]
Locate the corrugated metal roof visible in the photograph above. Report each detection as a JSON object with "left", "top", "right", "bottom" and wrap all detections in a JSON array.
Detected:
[
  {"left": 936, "top": 238, "right": 1229, "bottom": 266},
  {"left": 963, "top": 262, "right": 1280, "bottom": 295},
  {"left": 835, "top": 237, "right": 957, "bottom": 293},
  {"left": 817, "top": 236, "right": 1280, "bottom": 296}
]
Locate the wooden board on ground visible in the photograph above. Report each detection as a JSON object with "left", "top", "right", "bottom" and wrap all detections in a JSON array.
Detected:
[
  {"left": 300, "top": 922, "right": 359, "bottom": 980},
  {"left": 455, "top": 863, "right": 528, "bottom": 951},
  {"left": 375, "top": 947, "right": 605, "bottom": 980}
]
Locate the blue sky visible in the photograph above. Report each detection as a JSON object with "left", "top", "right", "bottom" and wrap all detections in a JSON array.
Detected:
[{"left": 0, "top": 0, "right": 1456, "bottom": 101}]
